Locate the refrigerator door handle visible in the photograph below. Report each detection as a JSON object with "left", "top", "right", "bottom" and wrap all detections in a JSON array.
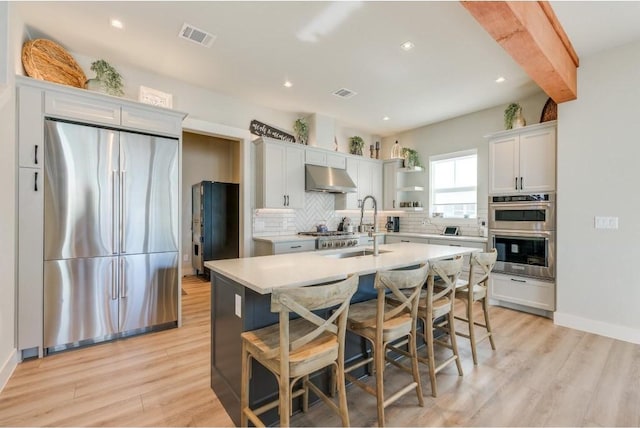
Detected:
[
  {"left": 120, "top": 258, "right": 127, "bottom": 298},
  {"left": 112, "top": 170, "right": 118, "bottom": 254},
  {"left": 120, "top": 170, "right": 126, "bottom": 253},
  {"left": 111, "top": 260, "right": 118, "bottom": 300}
]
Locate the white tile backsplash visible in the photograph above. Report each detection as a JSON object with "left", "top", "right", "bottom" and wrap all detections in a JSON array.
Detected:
[{"left": 253, "top": 194, "right": 487, "bottom": 237}]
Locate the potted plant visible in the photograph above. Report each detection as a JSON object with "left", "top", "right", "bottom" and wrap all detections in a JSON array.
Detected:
[
  {"left": 504, "top": 102, "right": 526, "bottom": 130},
  {"left": 86, "top": 59, "right": 124, "bottom": 96},
  {"left": 349, "top": 136, "right": 364, "bottom": 155},
  {"left": 402, "top": 147, "right": 422, "bottom": 168},
  {"left": 293, "top": 117, "right": 308, "bottom": 145}
]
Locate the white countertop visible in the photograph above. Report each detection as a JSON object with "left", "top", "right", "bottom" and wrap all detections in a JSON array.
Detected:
[
  {"left": 253, "top": 232, "right": 487, "bottom": 244},
  {"left": 386, "top": 232, "right": 488, "bottom": 243},
  {"left": 205, "top": 242, "right": 480, "bottom": 294}
]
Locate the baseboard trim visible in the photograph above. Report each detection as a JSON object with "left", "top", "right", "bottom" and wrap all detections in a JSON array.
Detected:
[
  {"left": 554, "top": 312, "right": 640, "bottom": 345},
  {"left": 0, "top": 348, "right": 18, "bottom": 393}
]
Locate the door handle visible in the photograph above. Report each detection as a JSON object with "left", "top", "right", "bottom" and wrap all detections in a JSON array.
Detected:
[
  {"left": 120, "top": 170, "right": 126, "bottom": 253},
  {"left": 520, "top": 176, "right": 523, "bottom": 190},
  {"left": 112, "top": 170, "right": 118, "bottom": 254},
  {"left": 34, "top": 145, "right": 38, "bottom": 165},
  {"left": 401, "top": 240, "right": 410, "bottom": 243},
  {"left": 286, "top": 195, "right": 290, "bottom": 206},
  {"left": 283, "top": 194, "right": 287, "bottom": 207},
  {"left": 290, "top": 245, "right": 302, "bottom": 249},
  {"left": 515, "top": 177, "right": 518, "bottom": 190},
  {"left": 111, "top": 261, "right": 118, "bottom": 300},
  {"left": 120, "top": 258, "right": 127, "bottom": 298},
  {"left": 392, "top": 199, "right": 395, "bottom": 209},
  {"left": 510, "top": 278, "right": 527, "bottom": 283},
  {"left": 34, "top": 171, "right": 38, "bottom": 191}
]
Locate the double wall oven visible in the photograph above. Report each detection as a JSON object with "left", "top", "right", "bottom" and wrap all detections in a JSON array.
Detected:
[{"left": 488, "top": 193, "right": 555, "bottom": 280}]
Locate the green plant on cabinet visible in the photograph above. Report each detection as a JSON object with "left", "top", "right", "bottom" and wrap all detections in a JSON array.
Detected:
[
  {"left": 86, "top": 59, "right": 124, "bottom": 96},
  {"left": 349, "top": 136, "right": 364, "bottom": 155}
]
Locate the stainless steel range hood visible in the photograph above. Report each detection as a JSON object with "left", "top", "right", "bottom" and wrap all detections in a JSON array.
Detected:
[{"left": 305, "top": 164, "right": 357, "bottom": 193}]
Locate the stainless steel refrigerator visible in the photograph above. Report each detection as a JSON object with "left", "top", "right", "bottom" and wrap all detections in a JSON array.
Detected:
[
  {"left": 43, "top": 119, "right": 179, "bottom": 353},
  {"left": 191, "top": 181, "right": 239, "bottom": 277}
]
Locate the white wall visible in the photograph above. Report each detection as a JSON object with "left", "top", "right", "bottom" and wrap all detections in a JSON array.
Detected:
[
  {"left": 0, "top": 1, "right": 17, "bottom": 391},
  {"left": 181, "top": 132, "right": 239, "bottom": 273},
  {"left": 381, "top": 91, "right": 549, "bottom": 215},
  {"left": 555, "top": 40, "right": 640, "bottom": 344}
]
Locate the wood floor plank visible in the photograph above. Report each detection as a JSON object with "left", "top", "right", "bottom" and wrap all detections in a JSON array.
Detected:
[{"left": 1, "top": 276, "right": 639, "bottom": 427}]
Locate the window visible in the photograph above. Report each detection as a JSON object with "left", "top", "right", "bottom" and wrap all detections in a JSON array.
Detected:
[{"left": 430, "top": 150, "right": 477, "bottom": 218}]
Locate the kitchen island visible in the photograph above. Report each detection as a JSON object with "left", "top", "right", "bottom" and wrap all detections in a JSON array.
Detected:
[{"left": 205, "top": 242, "right": 480, "bottom": 426}]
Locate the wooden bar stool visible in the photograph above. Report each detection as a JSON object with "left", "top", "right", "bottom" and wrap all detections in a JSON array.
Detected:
[
  {"left": 415, "top": 257, "right": 465, "bottom": 397},
  {"left": 453, "top": 249, "right": 498, "bottom": 365},
  {"left": 240, "top": 274, "right": 359, "bottom": 427},
  {"left": 344, "top": 264, "right": 429, "bottom": 427}
]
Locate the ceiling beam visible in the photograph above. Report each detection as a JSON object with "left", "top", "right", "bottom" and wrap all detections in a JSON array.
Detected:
[{"left": 461, "top": 1, "right": 579, "bottom": 103}]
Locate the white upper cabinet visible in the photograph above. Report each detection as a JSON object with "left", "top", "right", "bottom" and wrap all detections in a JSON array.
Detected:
[
  {"left": 488, "top": 121, "right": 556, "bottom": 195},
  {"left": 255, "top": 138, "right": 305, "bottom": 209},
  {"left": 305, "top": 148, "right": 346, "bottom": 169},
  {"left": 18, "top": 85, "right": 44, "bottom": 169},
  {"left": 335, "top": 157, "right": 382, "bottom": 210}
]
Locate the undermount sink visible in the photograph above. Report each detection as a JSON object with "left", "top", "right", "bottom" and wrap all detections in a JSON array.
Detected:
[{"left": 322, "top": 249, "right": 391, "bottom": 259}]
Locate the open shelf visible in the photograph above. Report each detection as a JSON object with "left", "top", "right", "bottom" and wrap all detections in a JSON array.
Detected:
[
  {"left": 398, "top": 166, "right": 424, "bottom": 173},
  {"left": 397, "top": 186, "right": 424, "bottom": 192}
]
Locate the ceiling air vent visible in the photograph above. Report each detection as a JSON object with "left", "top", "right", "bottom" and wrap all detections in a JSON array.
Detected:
[
  {"left": 332, "top": 88, "right": 357, "bottom": 99},
  {"left": 178, "top": 23, "right": 216, "bottom": 48}
]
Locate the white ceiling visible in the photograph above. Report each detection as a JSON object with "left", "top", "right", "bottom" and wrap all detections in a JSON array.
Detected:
[{"left": 13, "top": 1, "right": 640, "bottom": 136}]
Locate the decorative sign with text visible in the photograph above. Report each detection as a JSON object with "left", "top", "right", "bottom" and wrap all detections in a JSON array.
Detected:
[{"left": 249, "top": 120, "right": 295, "bottom": 143}]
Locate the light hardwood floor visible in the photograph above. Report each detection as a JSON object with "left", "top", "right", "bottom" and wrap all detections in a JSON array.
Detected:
[{"left": 1, "top": 275, "right": 639, "bottom": 427}]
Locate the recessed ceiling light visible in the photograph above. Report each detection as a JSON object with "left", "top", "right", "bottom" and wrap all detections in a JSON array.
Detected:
[
  {"left": 382, "top": 116, "right": 390, "bottom": 121},
  {"left": 400, "top": 41, "right": 414, "bottom": 51},
  {"left": 283, "top": 80, "right": 293, "bottom": 88},
  {"left": 495, "top": 76, "right": 506, "bottom": 83},
  {"left": 110, "top": 19, "right": 124, "bottom": 29}
]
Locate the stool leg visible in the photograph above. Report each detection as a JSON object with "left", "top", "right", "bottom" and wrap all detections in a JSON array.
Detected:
[
  {"left": 302, "top": 375, "right": 310, "bottom": 413},
  {"left": 449, "top": 310, "right": 463, "bottom": 376},
  {"left": 425, "top": 316, "right": 437, "bottom": 398},
  {"left": 240, "top": 341, "right": 250, "bottom": 427},
  {"left": 375, "top": 341, "right": 386, "bottom": 427},
  {"left": 409, "top": 331, "right": 424, "bottom": 407},
  {"left": 482, "top": 296, "right": 496, "bottom": 350},
  {"left": 468, "top": 296, "right": 478, "bottom": 365},
  {"left": 336, "top": 361, "right": 350, "bottom": 427}
]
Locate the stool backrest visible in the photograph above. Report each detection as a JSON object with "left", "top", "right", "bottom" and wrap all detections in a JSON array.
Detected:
[
  {"left": 468, "top": 249, "right": 498, "bottom": 286},
  {"left": 374, "top": 264, "right": 429, "bottom": 336},
  {"left": 427, "top": 257, "right": 464, "bottom": 314},
  {"left": 270, "top": 274, "right": 359, "bottom": 357}
]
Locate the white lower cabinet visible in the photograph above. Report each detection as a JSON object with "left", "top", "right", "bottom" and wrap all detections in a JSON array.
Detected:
[
  {"left": 359, "top": 235, "right": 385, "bottom": 246},
  {"left": 490, "top": 273, "right": 555, "bottom": 311},
  {"left": 253, "top": 239, "right": 315, "bottom": 256},
  {"left": 18, "top": 167, "right": 44, "bottom": 355},
  {"left": 385, "top": 235, "right": 428, "bottom": 244}
]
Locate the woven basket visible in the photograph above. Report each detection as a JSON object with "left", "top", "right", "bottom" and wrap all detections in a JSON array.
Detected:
[
  {"left": 22, "top": 39, "right": 87, "bottom": 88},
  {"left": 540, "top": 98, "right": 558, "bottom": 122}
]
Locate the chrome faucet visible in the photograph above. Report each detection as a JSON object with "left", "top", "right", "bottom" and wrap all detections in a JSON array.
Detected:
[{"left": 359, "top": 195, "right": 380, "bottom": 256}]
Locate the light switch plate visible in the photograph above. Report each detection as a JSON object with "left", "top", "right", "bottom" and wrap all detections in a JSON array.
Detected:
[{"left": 595, "top": 216, "right": 619, "bottom": 229}]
